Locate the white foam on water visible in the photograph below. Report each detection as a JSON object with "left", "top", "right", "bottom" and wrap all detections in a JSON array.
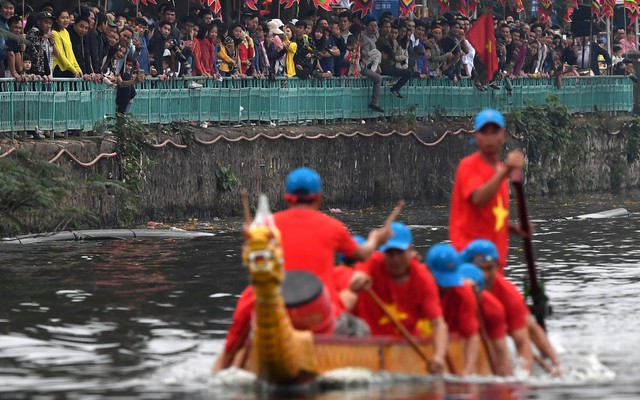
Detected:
[
  {"left": 209, "top": 367, "right": 257, "bottom": 388},
  {"left": 209, "top": 293, "right": 234, "bottom": 298},
  {"left": 142, "top": 339, "right": 200, "bottom": 355}
]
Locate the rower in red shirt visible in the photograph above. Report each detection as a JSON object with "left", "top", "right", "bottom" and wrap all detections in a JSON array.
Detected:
[
  {"left": 349, "top": 222, "right": 448, "bottom": 374},
  {"left": 425, "top": 243, "right": 479, "bottom": 376},
  {"left": 213, "top": 167, "right": 390, "bottom": 372},
  {"left": 459, "top": 262, "right": 512, "bottom": 376},
  {"left": 449, "top": 108, "right": 527, "bottom": 273},
  {"left": 462, "top": 240, "right": 562, "bottom": 376}
]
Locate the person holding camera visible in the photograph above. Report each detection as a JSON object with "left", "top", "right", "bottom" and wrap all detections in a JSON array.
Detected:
[
  {"left": 115, "top": 56, "right": 145, "bottom": 114},
  {"left": 148, "top": 21, "right": 174, "bottom": 76}
]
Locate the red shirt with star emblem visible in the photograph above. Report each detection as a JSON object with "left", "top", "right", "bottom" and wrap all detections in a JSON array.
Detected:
[
  {"left": 489, "top": 275, "right": 529, "bottom": 333},
  {"left": 353, "top": 252, "right": 442, "bottom": 337},
  {"left": 449, "top": 151, "right": 510, "bottom": 272},
  {"left": 441, "top": 284, "right": 479, "bottom": 338},
  {"left": 479, "top": 289, "right": 508, "bottom": 340}
]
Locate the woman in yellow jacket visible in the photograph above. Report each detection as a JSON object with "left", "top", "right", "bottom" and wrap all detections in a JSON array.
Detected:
[
  {"left": 218, "top": 36, "right": 239, "bottom": 77},
  {"left": 52, "top": 10, "right": 82, "bottom": 78},
  {"left": 283, "top": 24, "right": 296, "bottom": 77}
]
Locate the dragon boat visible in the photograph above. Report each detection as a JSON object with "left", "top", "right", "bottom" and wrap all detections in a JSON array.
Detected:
[{"left": 235, "top": 195, "right": 493, "bottom": 385}]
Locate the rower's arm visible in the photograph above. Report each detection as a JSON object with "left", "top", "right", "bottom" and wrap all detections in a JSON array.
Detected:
[
  {"left": 461, "top": 334, "right": 480, "bottom": 376},
  {"left": 527, "top": 316, "right": 562, "bottom": 373},
  {"left": 510, "top": 326, "right": 533, "bottom": 374},
  {"left": 471, "top": 150, "right": 524, "bottom": 207},
  {"left": 429, "top": 316, "right": 448, "bottom": 374},
  {"left": 353, "top": 227, "right": 392, "bottom": 261},
  {"left": 470, "top": 165, "right": 509, "bottom": 207},
  {"left": 492, "top": 337, "right": 514, "bottom": 376}
]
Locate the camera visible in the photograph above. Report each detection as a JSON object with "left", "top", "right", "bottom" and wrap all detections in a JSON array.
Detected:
[{"left": 169, "top": 39, "right": 188, "bottom": 63}]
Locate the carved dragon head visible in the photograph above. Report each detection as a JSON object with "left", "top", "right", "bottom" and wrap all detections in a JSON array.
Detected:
[{"left": 242, "top": 195, "right": 285, "bottom": 286}]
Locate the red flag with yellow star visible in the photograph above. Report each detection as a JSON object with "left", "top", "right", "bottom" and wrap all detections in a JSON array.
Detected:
[{"left": 466, "top": 13, "right": 498, "bottom": 80}]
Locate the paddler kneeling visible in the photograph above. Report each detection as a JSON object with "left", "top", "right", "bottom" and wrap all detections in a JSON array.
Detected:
[
  {"left": 213, "top": 167, "right": 391, "bottom": 372},
  {"left": 462, "top": 240, "right": 562, "bottom": 376},
  {"left": 348, "top": 222, "right": 448, "bottom": 374},
  {"left": 425, "top": 243, "right": 481, "bottom": 376},
  {"left": 459, "top": 263, "right": 513, "bottom": 376}
]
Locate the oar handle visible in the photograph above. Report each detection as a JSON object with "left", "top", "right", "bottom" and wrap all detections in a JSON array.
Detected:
[
  {"left": 240, "top": 189, "right": 252, "bottom": 226},
  {"left": 383, "top": 200, "right": 406, "bottom": 230},
  {"left": 511, "top": 167, "right": 547, "bottom": 330}
]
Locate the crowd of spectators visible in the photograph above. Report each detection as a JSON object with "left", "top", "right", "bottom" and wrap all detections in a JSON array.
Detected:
[{"left": 0, "top": 0, "right": 638, "bottom": 138}]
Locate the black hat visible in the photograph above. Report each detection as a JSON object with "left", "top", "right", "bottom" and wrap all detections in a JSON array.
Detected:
[
  {"left": 106, "top": 16, "right": 118, "bottom": 28},
  {"left": 37, "top": 11, "right": 54, "bottom": 21}
]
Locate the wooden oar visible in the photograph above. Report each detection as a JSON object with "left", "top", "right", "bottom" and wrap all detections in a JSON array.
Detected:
[
  {"left": 383, "top": 200, "right": 406, "bottom": 229},
  {"left": 534, "top": 352, "right": 555, "bottom": 375},
  {"left": 510, "top": 168, "right": 550, "bottom": 331},
  {"left": 240, "top": 189, "right": 252, "bottom": 225},
  {"left": 474, "top": 292, "right": 498, "bottom": 375}
]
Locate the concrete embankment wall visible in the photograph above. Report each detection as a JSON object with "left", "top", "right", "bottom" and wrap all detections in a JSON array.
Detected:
[{"left": 7, "top": 120, "right": 640, "bottom": 228}]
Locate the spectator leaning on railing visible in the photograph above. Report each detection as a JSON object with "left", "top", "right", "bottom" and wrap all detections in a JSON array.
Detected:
[{"left": 4, "top": 1, "right": 640, "bottom": 141}]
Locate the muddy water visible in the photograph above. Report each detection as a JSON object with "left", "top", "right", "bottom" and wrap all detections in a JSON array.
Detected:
[{"left": 0, "top": 193, "right": 638, "bottom": 399}]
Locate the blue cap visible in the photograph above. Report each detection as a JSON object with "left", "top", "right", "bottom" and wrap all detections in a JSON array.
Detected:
[
  {"left": 285, "top": 167, "right": 322, "bottom": 196},
  {"left": 379, "top": 222, "right": 413, "bottom": 252},
  {"left": 426, "top": 243, "right": 462, "bottom": 288},
  {"left": 474, "top": 109, "right": 506, "bottom": 131},
  {"left": 460, "top": 239, "right": 499, "bottom": 264},
  {"left": 459, "top": 263, "right": 485, "bottom": 291}
]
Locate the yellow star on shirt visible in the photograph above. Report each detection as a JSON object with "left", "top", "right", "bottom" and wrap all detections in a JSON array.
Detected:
[
  {"left": 492, "top": 196, "right": 509, "bottom": 232},
  {"left": 378, "top": 303, "right": 408, "bottom": 327}
]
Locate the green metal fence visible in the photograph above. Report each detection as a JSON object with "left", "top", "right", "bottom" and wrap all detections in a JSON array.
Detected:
[
  {"left": 0, "top": 79, "right": 113, "bottom": 133},
  {"left": 0, "top": 76, "right": 633, "bottom": 132}
]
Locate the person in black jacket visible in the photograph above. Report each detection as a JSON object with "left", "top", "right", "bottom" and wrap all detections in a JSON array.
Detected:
[
  {"left": 574, "top": 36, "right": 611, "bottom": 76},
  {"left": 68, "top": 14, "right": 93, "bottom": 77}
]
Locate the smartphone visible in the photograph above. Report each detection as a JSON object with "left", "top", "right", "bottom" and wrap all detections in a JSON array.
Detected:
[
  {"left": 562, "top": 34, "right": 566, "bottom": 40},
  {"left": 133, "top": 31, "right": 140, "bottom": 41}
]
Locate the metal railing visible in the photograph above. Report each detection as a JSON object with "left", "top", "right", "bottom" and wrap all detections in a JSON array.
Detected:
[{"left": 0, "top": 76, "right": 633, "bottom": 132}]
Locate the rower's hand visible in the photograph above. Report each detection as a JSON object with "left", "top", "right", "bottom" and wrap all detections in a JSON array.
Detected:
[
  {"left": 505, "top": 150, "right": 525, "bottom": 170},
  {"left": 429, "top": 354, "right": 445, "bottom": 374},
  {"left": 349, "top": 271, "right": 372, "bottom": 292},
  {"left": 368, "top": 226, "right": 392, "bottom": 248},
  {"left": 510, "top": 221, "right": 533, "bottom": 239},
  {"left": 550, "top": 362, "right": 563, "bottom": 377}
]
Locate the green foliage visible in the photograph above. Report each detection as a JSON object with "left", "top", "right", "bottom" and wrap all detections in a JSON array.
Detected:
[
  {"left": 623, "top": 117, "right": 640, "bottom": 164},
  {"left": 0, "top": 150, "right": 97, "bottom": 235},
  {"left": 432, "top": 105, "right": 448, "bottom": 122},
  {"left": 169, "top": 121, "right": 197, "bottom": 151},
  {"left": 609, "top": 153, "right": 627, "bottom": 192},
  {"left": 111, "top": 114, "right": 154, "bottom": 191},
  {"left": 107, "top": 114, "right": 156, "bottom": 226},
  {"left": 507, "top": 96, "right": 597, "bottom": 194},
  {"left": 215, "top": 162, "right": 240, "bottom": 192},
  {"left": 392, "top": 104, "right": 418, "bottom": 128}
]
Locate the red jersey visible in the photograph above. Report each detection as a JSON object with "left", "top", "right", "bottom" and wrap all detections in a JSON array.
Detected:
[
  {"left": 450, "top": 152, "right": 510, "bottom": 271},
  {"left": 489, "top": 275, "right": 529, "bottom": 333},
  {"left": 223, "top": 208, "right": 357, "bottom": 352},
  {"left": 274, "top": 208, "right": 358, "bottom": 313},
  {"left": 333, "top": 265, "right": 355, "bottom": 292},
  {"left": 441, "top": 284, "right": 479, "bottom": 338},
  {"left": 479, "top": 290, "right": 508, "bottom": 340},
  {"left": 354, "top": 252, "right": 442, "bottom": 337},
  {"left": 223, "top": 287, "right": 255, "bottom": 352}
]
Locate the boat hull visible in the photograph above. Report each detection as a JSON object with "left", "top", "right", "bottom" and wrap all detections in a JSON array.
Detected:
[{"left": 243, "top": 334, "right": 493, "bottom": 376}]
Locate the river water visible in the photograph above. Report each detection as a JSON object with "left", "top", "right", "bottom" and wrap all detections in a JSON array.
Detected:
[{"left": 0, "top": 192, "right": 638, "bottom": 399}]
